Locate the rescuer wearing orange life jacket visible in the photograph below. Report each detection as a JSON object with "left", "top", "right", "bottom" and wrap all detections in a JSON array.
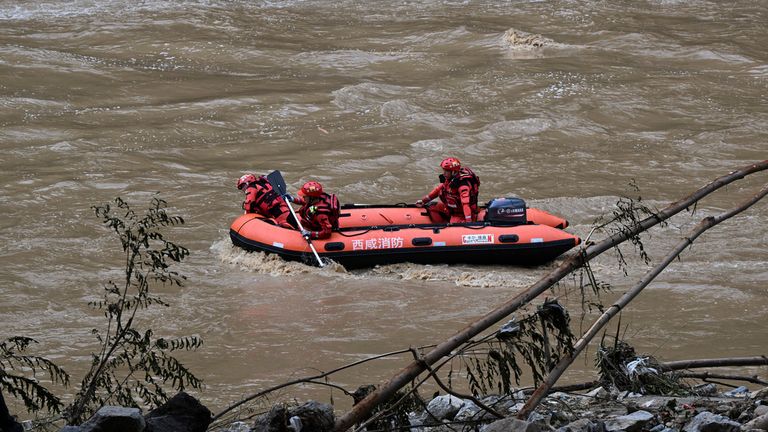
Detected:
[
  {"left": 237, "top": 173, "right": 297, "bottom": 229},
  {"left": 415, "top": 157, "right": 481, "bottom": 224},
  {"left": 286, "top": 181, "right": 340, "bottom": 240}
]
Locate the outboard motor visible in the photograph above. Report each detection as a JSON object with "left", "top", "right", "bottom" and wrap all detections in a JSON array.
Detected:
[{"left": 485, "top": 197, "right": 527, "bottom": 226}]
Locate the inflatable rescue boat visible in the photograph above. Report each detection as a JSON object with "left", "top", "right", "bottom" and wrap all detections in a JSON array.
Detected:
[{"left": 229, "top": 198, "right": 581, "bottom": 268}]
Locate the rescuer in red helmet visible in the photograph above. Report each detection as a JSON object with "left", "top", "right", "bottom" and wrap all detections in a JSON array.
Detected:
[
  {"left": 236, "top": 173, "right": 297, "bottom": 229},
  {"left": 415, "top": 157, "right": 480, "bottom": 223},
  {"left": 285, "top": 180, "right": 340, "bottom": 239}
]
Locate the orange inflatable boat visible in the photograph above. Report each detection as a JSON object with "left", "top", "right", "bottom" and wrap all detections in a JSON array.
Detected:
[{"left": 229, "top": 198, "right": 581, "bottom": 268}]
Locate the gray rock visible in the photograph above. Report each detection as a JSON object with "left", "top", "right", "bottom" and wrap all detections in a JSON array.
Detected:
[
  {"left": 481, "top": 395, "right": 504, "bottom": 405},
  {"left": 618, "top": 392, "right": 645, "bottom": 401},
  {"left": 556, "top": 418, "right": 607, "bottom": 432},
  {"left": 58, "top": 427, "right": 82, "bottom": 432},
  {"left": 751, "top": 388, "right": 768, "bottom": 401},
  {"left": 409, "top": 407, "right": 441, "bottom": 427},
  {"left": 454, "top": 401, "right": 507, "bottom": 425},
  {"left": 454, "top": 401, "right": 481, "bottom": 422},
  {"left": 743, "top": 413, "right": 768, "bottom": 431},
  {"left": 80, "top": 406, "right": 145, "bottom": 432},
  {"left": 586, "top": 388, "right": 611, "bottom": 401},
  {"left": 481, "top": 417, "right": 542, "bottom": 432},
  {"left": 694, "top": 385, "right": 719, "bottom": 396},
  {"left": 477, "top": 394, "right": 520, "bottom": 414},
  {"left": 408, "top": 411, "right": 428, "bottom": 430},
  {"left": 516, "top": 391, "right": 529, "bottom": 401},
  {"left": 682, "top": 411, "right": 741, "bottom": 432},
  {"left": 223, "top": 422, "right": 251, "bottom": 432},
  {"left": 144, "top": 392, "right": 211, "bottom": 432},
  {"left": 755, "top": 406, "right": 768, "bottom": 418},
  {"left": 509, "top": 402, "right": 526, "bottom": 413},
  {"left": 639, "top": 399, "right": 669, "bottom": 411},
  {"left": 546, "top": 392, "right": 589, "bottom": 409},
  {"left": 604, "top": 410, "right": 654, "bottom": 432},
  {"left": 426, "top": 395, "right": 465, "bottom": 421},
  {"left": 526, "top": 412, "right": 553, "bottom": 430},
  {"left": 551, "top": 409, "right": 576, "bottom": 426}
]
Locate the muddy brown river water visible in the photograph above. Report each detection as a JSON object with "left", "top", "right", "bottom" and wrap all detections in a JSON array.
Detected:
[{"left": 0, "top": 0, "right": 766, "bottom": 420}]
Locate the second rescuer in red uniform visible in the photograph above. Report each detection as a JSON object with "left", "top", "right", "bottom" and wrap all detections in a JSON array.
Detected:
[
  {"left": 287, "top": 181, "right": 340, "bottom": 240},
  {"left": 416, "top": 157, "right": 481, "bottom": 224}
]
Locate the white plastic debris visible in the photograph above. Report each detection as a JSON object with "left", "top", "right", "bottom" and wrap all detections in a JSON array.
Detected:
[
  {"left": 624, "top": 357, "right": 658, "bottom": 378},
  {"left": 289, "top": 415, "right": 303, "bottom": 432}
]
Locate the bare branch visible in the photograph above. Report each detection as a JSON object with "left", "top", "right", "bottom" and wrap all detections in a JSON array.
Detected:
[
  {"left": 660, "top": 356, "right": 768, "bottom": 372},
  {"left": 677, "top": 372, "right": 768, "bottom": 386},
  {"left": 211, "top": 345, "right": 435, "bottom": 423}
]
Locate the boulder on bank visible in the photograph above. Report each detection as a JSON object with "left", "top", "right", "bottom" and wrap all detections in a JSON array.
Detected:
[
  {"left": 144, "top": 392, "right": 212, "bottom": 432},
  {"left": 74, "top": 406, "right": 145, "bottom": 432},
  {"left": 57, "top": 392, "right": 209, "bottom": 432}
]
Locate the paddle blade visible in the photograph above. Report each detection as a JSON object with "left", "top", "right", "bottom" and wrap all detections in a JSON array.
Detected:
[{"left": 266, "top": 170, "right": 287, "bottom": 196}]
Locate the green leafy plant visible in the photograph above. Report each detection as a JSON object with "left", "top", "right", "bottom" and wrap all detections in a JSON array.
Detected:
[
  {"left": 462, "top": 299, "right": 575, "bottom": 397},
  {"left": 1, "top": 337, "right": 69, "bottom": 414},
  {"left": 63, "top": 196, "right": 203, "bottom": 425},
  {"left": 591, "top": 180, "right": 660, "bottom": 274}
]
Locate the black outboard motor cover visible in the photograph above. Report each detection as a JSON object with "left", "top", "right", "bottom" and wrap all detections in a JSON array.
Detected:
[{"left": 485, "top": 197, "right": 527, "bottom": 226}]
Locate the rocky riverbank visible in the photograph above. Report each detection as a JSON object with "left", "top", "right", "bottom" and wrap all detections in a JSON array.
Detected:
[
  {"left": 235, "top": 384, "right": 768, "bottom": 432},
  {"left": 31, "top": 383, "right": 768, "bottom": 432}
]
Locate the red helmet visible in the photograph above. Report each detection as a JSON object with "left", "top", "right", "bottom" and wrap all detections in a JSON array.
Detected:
[
  {"left": 440, "top": 157, "right": 461, "bottom": 172},
  {"left": 237, "top": 174, "right": 256, "bottom": 190},
  {"left": 300, "top": 181, "right": 324, "bottom": 197}
]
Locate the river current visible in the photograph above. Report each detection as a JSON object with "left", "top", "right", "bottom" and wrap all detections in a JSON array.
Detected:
[{"left": 1, "top": 0, "right": 766, "bottom": 419}]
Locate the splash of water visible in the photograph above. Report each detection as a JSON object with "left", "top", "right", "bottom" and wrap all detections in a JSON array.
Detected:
[{"left": 212, "top": 237, "right": 563, "bottom": 289}]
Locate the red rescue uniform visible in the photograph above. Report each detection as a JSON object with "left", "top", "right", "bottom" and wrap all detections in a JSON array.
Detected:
[
  {"left": 242, "top": 176, "right": 296, "bottom": 229},
  {"left": 293, "top": 193, "right": 340, "bottom": 239},
  {"left": 421, "top": 167, "right": 480, "bottom": 223}
]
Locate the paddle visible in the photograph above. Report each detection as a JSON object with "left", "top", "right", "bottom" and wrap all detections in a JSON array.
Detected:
[{"left": 266, "top": 170, "right": 325, "bottom": 268}]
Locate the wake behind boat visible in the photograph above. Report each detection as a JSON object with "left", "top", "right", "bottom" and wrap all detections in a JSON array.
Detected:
[{"left": 229, "top": 199, "right": 581, "bottom": 269}]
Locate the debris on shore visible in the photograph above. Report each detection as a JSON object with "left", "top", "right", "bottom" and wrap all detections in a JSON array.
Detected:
[{"left": 235, "top": 384, "right": 768, "bottom": 432}]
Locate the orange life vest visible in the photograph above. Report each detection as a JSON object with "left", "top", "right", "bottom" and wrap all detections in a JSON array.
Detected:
[
  {"left": 439, "top": 167, "right": 480, "bottom": 212},
  {"left": 243, "top": 176, "right": 287, "bottom": 218},
  {"left": 299, "top": 193, "right": 340, "bottom": 230}
]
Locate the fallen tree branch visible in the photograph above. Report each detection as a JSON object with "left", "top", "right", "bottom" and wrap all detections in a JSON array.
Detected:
[
  {"left": 334, "top": 161, "right": 768, "bottom": 431},
  {"left": 660, "top": 356, "right": 768, "bottom": 372},
  {"left": 517, "top": 369, "right": 767, "bottom": 397},
  {"left": 517, "top": 184, "right": 768, "bottom": 419},
  {"left": 677, "top": 372, "right": 768, "bottom": 386}
]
